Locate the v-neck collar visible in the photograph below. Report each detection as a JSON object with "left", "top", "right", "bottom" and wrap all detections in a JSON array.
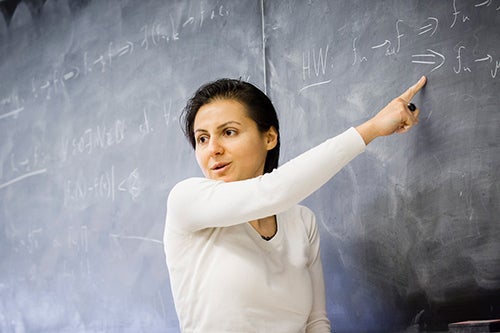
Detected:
[{"left": 244, "top": 212, "right": 283, "bottom": 246}]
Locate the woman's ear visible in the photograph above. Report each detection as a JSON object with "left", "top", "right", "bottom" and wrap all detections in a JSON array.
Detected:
[{"left": 265, "top": 126, "right": 278, "bottom": 151}]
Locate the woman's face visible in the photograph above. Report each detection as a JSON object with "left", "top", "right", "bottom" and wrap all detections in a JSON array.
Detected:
[{"left": 193, "top": 99, "right": 277, "bottom": 182}]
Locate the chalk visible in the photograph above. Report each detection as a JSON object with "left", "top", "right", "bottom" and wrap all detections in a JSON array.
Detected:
[{"left": 448, "top": 319, "right": 500, "bottom": 333}]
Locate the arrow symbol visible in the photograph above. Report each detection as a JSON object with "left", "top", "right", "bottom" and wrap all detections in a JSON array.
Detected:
[
  {"left": 475, "top": 54, "right": 493, "bottom": 63},
  {"left": 411, "top": 49, "right": 445, "bottom": 72},
  {"left": 474, "top": 0, "right": 491, "bottom": 7},
  {"left": 371, "top": 39, "right": 391, "bottom": 49},
  {"left": 418, "top": 17, "right": 439, "bottom": 36}
]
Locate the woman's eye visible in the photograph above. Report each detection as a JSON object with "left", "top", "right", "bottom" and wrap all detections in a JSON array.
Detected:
[
  {"left": 225, "top": 129, "right": 237, "bottom": 136},
  {"left": 197, "top": 135, "right": 208, "bottom": 144}
]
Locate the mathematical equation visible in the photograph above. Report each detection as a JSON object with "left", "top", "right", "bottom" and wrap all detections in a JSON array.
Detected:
[
  {"left": 29, "top": 4, "right": 229, "bottom": 101},
  {"left": 62, "top": 119, "right": 126, "bottom": 159},
  {"left": 301, "top": 0, "right": 499, "bottom": 91},
  {"left": 0, "top": 93, "right": 173, "bottom": 199},
  {"left": 10, "top": 218, "right": 162, "bottom": 280},
  {"left": 63, "top": 164, "right": 143, "bottom": 206},
  {"left": 0, "top": 2, "right": 228, "bottom": 196},
  {"left": 11, "top": 224, "right": 90, "bottom": 279},
  {"left": 0, "top": 2, "right": 229, "bottom": 122},
  {"left": 0, "top": 144, "right": 48, "bottom": 191}
]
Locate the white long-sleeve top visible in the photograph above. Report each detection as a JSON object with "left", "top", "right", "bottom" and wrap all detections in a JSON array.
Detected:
[{"left": 164, "top": 127, "right": 366, "bottom": 333}]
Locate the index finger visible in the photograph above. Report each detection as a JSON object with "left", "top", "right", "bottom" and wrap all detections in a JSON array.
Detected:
[{"left": 400, "top": 76, "right": 427, "bottom": 102}]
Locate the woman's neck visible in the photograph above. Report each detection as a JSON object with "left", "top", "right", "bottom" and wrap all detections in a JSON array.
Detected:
[{"left": 249, "top": 216, "right": 277, "bottom": 240}]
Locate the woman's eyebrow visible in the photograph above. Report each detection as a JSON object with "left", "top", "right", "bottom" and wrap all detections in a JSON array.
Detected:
[{"left": 194, "top": 121, "right": 242, "bottom": 134}]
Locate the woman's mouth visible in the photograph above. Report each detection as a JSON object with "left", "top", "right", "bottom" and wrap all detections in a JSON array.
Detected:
[{"left": 211, "top": 162, "right": 230, "bottom": 172}]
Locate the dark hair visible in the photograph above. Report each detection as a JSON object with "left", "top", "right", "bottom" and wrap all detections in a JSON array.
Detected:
[{"left": 181, "top": 78, "right": 280, "bottom": 174}]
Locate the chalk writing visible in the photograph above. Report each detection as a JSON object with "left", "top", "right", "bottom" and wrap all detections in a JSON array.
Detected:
[
  {"left": 140, "top": 16, "right": 180, "bottom": 50},
  {"left": 301, "top": 45, "right": 332, "bottom": 91},
  {"left": 63, "top": 165, "right": 146, "bottom": 205},
  {"left": 163, "top": 99, "right": 174, "bottom": 127},
  {"left": 138, "top": 97, "right": 175, "bottom": 129},
  {"left": 185, "top": 4, "right": 229, "bottom": 29},
  {"left": 418, "top": 17, "right": 439, "bottom": 36},
  {"left": 341, "top": 0, "right": 497, "bottom": 82},
  {"left": 68, "top": 119, "right": 126, "bottom": 157},
  {"left": 62, "top": 67, "right": 80, "bottom": 81},
  {"left": 0, "top": 168, "right": 47, "bottom": 191},
  {"left": 118, "top": 168, "right": 142, "bottom": 200},
  {"left": 139, "top": 108, "right": 154, "bottom": 137},
  {"left": 13, "top": 228, "right": 42, "bottom": 254},
  {"left": 34, "top": 69, "right": 72, "bottom": 100},
  {"left": 51, "top": 225, "right": 91, "bottom": 279},
  {"left": 0, "top": 106, "right": 24, "bottom": 120},
  {"left": 109, "top": 41, "right": 134, "bottom": 61},
  {"left": 302, "top": 45, "right": 330, "bottom": 80},
  {"left": 64, "top": 165, "right": 116, "bottom": 205},
  {"left": 450, "top": 0, "right": 470, "bottom": 28},
  {"left": 8, "top": 145, "right": 46, "bottom": 174},
  {"left": 31, "top": 66, "right": 81, "bottom": 100},
  {"left": 370, "top": 20, "right": 404, "bottom": 56},
  {"left": 474, "top": 0, "right": 492, "bottom": 7},
  {"left": 411, "top": 49, "right": 446, "bottom": 72},
  {"left": 4, "top": 2, "right": 232, "bottom": 107},
  {"left": 299, "top": 80, "right": 332, "bottom": 93},
  {"left": 66, "top": 225, "right": 89, "bottom": 253},
  {"left": 351, "top": 37, "right": 367, "bottom": 65},
  {"left": 109, "top": 233, "right": 162, "bottom": 259},
  {"left": 141, "top": 4, "right": 228, "bottom": 49},
  {"left": 475, "top": 54, "right": 494, "bottom": 63},
  {"left": 109, "top": 233, "right": 162, "bottom": 245},
  {"left": 0, "top": 92, "right": 24, "bottom": 120},
  {"left": 493, "top": 61, "right": 500, "bottom": 78},
  {"left": 453, "top": 45, "right": 471, "bottom": 73},
  {"left": 0, "top": 145, "right": 48, "bottom": 190},
  {"left": 475, "top": 54, "right": 500, "bottom": 78}
]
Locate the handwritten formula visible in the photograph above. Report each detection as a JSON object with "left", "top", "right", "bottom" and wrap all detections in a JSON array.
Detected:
[
  {"left": 299, "top": 0, "right": 499, "bottom": 92},
  {"left": 0, "top": 2, "right": 231, "bottom": 199}
]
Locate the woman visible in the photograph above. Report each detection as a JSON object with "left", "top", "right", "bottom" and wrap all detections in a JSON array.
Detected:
[{"left": 164, "top": 76, "right": 427, "bottom": 332}]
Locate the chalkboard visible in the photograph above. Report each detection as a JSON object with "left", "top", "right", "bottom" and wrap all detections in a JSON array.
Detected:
[
  {"left": 0, "top": 0, "right": 264, "bottom": 332},
  {"left": 0, "top": 0, "right": 499, "bottom": 332},
  {"left": 265, "top": 0, "right": 499, "bottom": 332}
]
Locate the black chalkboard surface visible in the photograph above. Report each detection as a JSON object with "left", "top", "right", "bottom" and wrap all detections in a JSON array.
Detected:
[
  {"left": 0, "top": 0, "right": 264, "bottom": 332},
  {"left": 265, "top": 0, "right": 499, "bottom": 331},
  {"left": 0, "top": 1, "right": 499, "bottom": 332}
]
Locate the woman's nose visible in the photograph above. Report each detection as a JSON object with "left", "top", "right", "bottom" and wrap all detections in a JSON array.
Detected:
[{"left": 208, "top": 137, "right": 224, "bottom": 155}]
